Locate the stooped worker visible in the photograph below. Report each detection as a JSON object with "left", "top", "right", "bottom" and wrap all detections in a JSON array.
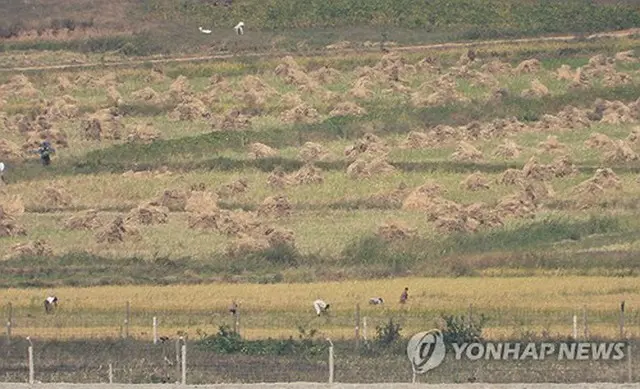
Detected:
[
  {"left": 313, "top": 299, "right": 330, "bottom": 316},
  {"left": 44, "top": 295, "right": 58, "bottom": 314},
  {"left": 229, "top": 301, "right": 238, "bottom": 315},
  {"left": 33, "top": 141, "right": 55, "bottom": 166}
]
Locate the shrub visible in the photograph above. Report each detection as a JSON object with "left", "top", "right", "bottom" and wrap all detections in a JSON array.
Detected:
[
  {"left": 375, "top": 318, "right": 403, "bottom": 347},
  {"left": 196, "top": 325, "right": 326, "bottom": 356},
  {"left": 439, "top": 313, "right": 487, "bottom": 346}
]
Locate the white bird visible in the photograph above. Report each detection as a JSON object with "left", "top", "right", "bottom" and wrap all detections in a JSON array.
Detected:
[
  {"left": 199, "top": 26, "right": 212, "bottom": 34},
  {"left": 234, "top": 21, "right": 244, "bottom": 35}
]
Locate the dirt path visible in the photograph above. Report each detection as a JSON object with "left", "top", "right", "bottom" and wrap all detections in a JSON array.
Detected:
[
  {"left": 2, "top": 383, "right": 640, "bottom": 389},
  {"left": 0, "top": 28, "right": 637, "bottom": 73}
]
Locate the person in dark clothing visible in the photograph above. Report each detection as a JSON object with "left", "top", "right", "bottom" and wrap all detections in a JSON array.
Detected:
[
  {"left": 400, "top": 287, "right": 409, "bottom": 304},
  {"left": 34, "top": 141, "right": 55, "bottom": 166}
]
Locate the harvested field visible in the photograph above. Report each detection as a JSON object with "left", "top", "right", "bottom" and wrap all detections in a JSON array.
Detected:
[{"left": 1, "top": 33, "right": 640, "bottom": 357}]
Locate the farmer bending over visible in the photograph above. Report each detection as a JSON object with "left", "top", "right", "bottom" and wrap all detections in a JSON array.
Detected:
[
  {"left": 44, "top": 296, "right": 58, "bottom": 314},
  {"left": 313, "top": 299, "right": 330, "bottom": 316}
]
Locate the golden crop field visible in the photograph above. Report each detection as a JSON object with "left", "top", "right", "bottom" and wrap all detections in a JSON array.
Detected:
[{"left": 2, "top": 277, "right": 640, "bottom": 341}]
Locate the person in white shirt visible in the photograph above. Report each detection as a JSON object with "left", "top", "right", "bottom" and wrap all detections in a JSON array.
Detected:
[
  {"left": 44, "top": 296, "right": 58, "bottom": 314},
  {"left": 313, "top": 299, "right": 330, "bottom": 316}
]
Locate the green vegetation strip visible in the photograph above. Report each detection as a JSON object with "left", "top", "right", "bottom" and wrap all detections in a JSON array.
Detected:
[{"left": 0, "top": 215, "right": 631, "bottom": 288}]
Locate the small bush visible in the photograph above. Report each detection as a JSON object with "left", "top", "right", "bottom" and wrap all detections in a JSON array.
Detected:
[
  {"left": 375, "top": 318, "right": 402, "bottom": 347},
  {"left": 196, "top": 325, "right": 326, "bottom": 356},
  {"left": 439, "top": 313, "right": 487, "bottom": 346},
  {"left": 257, "top": 243, "right": 300, "bottom": 267}
]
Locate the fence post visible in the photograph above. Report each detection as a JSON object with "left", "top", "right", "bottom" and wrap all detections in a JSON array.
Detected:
[
  {"left": 124, "top": 301, "right": 130, "bottom": 339},
  {"left": 468, "top": 303, "right": 473, "bottom": 323},
  {"left": 153, "top": 317, "right": 158, "bottom": 345},
  {"left": 572, "top": 314, "right": 578, "bottom": 340},
  {"left": 27, "top": 337, "right": 34, "bottom": 384},
  {"left": 175, "top": 338, "right": 181, "bottom": 379},
  {"left": 583, "top": 305, "right": 589, "bottom": 340},
  {"left": 355, "top": 303, "right": 360, "bottom": 351},
  {"left": 233, "top": 310, "right": 240, "bottom": 336},
  {"left": 327, "top": 338, "right": 334, "bottom": 384},
  {"left": 629, "top": 341, "right": 633, "bottom": 383},
  {"left": 6, "top": 302, "right": 12, "bottom": 346},
  {"left": 108, "top": 363, "right": 113, "bottom": 384},
  {"left": 620, "top": 301, "right": 626, "bottom": 339},
  {"left": 181, "top": 338, "right": 187, "bottom": 385},
  {"left": 363, "top": 317, "right": 368, "bottom": 342}
]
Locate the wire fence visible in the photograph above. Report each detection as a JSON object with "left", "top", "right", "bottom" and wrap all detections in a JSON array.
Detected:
[
  {"left": 1, "top": 301, "right": 639, "bottom": 384},
  {"left": 3, "top": 301, "right": 640, "bottom": 342}
]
